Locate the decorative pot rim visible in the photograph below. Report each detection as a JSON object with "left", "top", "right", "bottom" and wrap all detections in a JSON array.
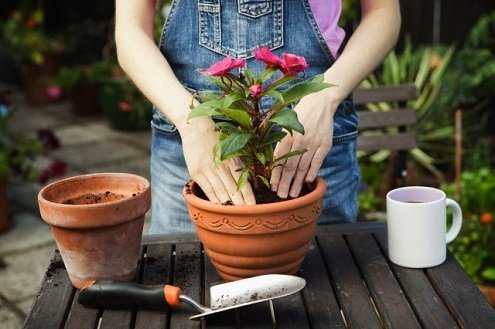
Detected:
[
  {"left": 38, "top": 172, "right": 151, "bottom": 229},
  {"left": 183, "top": 176, "right": 326, "bottom": 215}
]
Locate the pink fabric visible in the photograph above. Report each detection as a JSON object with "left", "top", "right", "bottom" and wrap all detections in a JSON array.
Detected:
[{"left": 308, "top": 0, "right": 346, "bottom": 58}]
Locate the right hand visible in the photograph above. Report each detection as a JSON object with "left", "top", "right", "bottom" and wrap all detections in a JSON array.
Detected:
[{"left": 178, "top": 117, "right": 256, "bottom": 205}]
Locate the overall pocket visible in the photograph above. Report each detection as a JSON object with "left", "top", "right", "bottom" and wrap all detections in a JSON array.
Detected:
[{"left": 198, "top": 0, "right": 284, "bottom": 58}]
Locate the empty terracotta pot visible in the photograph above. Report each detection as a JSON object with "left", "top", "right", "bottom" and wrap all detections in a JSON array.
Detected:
[
  {"left": 183, "top": 177, "right": 326, "bottom": 281},
  {"left": 38, "top": 173, "right": 151, "bottom": 289}
]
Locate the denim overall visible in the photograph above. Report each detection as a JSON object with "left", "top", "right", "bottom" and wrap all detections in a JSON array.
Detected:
[{"left": 150, "top": 0, "right": 359, "bottom": 234}]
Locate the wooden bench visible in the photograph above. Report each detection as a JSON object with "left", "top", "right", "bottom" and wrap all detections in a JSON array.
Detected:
[
  {"left": 354, "top": 83, "right": 418, "bottom": 152},
  {"left": 353, "top": 84, "right": 418, "bottom": 193}
]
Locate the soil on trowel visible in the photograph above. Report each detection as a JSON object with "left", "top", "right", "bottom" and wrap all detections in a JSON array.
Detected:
[{"left": 62, "top": 191, "right": 128, "bottom": 205}]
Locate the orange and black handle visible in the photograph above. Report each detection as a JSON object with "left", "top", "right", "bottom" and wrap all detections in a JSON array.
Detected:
[{"left": 78, "top": 280, "right": 182, "bottom": 309}]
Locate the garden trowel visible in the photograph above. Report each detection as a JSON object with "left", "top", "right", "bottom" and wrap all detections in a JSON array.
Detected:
[{"left": 78, "top": 274, "right": 305, "bottom": 320}]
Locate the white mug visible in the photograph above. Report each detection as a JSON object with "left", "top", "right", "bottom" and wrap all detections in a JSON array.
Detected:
[{"left": 386, "top": 186, "right": 463, "bottom": 268}]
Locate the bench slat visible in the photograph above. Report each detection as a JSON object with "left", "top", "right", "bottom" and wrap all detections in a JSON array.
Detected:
[
  {"left": 354, "top": 84, "right": 417, "bottom": 104},
  {"left": 358, "top": 108, "right": 417, "bottom": 129},
  {"left": 357, "top": 133, "right": 417, "bottom": 151}
]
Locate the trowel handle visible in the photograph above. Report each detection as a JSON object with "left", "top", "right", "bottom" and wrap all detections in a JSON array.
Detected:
[{"left": 78, "top": 281, "right": 182, "bottom": 309}]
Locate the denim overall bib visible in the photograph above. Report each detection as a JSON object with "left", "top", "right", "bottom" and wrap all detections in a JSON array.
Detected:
[{"left": 150, "top": 0, "right": 359, "bottom": 234}]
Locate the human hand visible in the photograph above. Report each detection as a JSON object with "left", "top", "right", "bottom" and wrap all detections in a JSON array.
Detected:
[
  {"left": 270, "top": 93, "right": 338, "bottom": 199},
  {"left": 179, "top": 117, "right": 256, "bottom": 205}
]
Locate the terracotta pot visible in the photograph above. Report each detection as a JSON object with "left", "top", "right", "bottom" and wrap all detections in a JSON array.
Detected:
[
  {"left": 479, "top": 285, "right": 495, "bottom": 307},
  {"left": 38, "top": 173, "right": 151, "bottom": 289},
  {"left": 183, "top": 177, "right": 326, "bottom": 281}
]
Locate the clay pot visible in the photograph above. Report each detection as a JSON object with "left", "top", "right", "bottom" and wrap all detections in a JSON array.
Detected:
[
  {"left": 183, "top": 177, "right": 326, "bottom": 281},
  {"left": 38, "top": 173, "right": 151, "bottom": 289},
  {"left": 479, "top": 285, "right": 495, "bottom": 307}
]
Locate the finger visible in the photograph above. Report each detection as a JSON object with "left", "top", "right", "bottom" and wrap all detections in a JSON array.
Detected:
[
  {"left": 193, "top": 174, "right": 220, "bottom": 204},
  {"left": 277, "top": 153, "right": 302, "bottom": 199},
  {"left": 305, "top": 145, "right": 330, "bottom": 183},
  {"left": 228, "top": 161, "right": 256, "bottom": 205},
  {"left": 205, "top": 171, "right": 232, "bottom": 204},
  {"left": 289, "top": 150, "right": 314, "bottom": 198},
  {"left": 239, "top": 181, "right": 256, "bottom": 205},
  {"left": 270, "top": 139, "right": 292, "bottom": 191}
]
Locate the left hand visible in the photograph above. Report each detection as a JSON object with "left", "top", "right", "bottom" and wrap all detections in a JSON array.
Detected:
[{"left": 270, "top": 92, "right": 338, "bottom": 199}]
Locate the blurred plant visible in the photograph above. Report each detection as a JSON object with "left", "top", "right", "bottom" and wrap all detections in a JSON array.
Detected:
[
  {"left": 442, "top": 168, "right": 495, "bottom": 285},
  {"left": 1, "top": 8, "right": 63, "bottom": 65},
  {"left": 439, "top": 11, "right": 495, "bottom": 171},
  {"left": 95, "top": 61, "right": 152, "bottom": 130},
  {"left": 0, "top": 92, "right": 67, "bottom": 184},
  {"left": 55, "top": 64, "right": 100, "bottom": 94},
  {"left": 359, "top": 38, "right": 455, "bottom": 180}
]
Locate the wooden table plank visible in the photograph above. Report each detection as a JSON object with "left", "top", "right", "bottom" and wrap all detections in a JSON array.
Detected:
[
  {"left": 427, "top": 253, "right": 495, "bottom": 329},
  {"left": 203, "top": 256, "right": 240, "bottom": 328},
  {"left": 169, "top": 242, "right": 203, "bottom": 329},
  {"left": 271, "top": 289, "right": 310, "bottom": 329},
  {"left": 64, "top": 289, "right": 101, "bottom": 329},
  {"left": 318, "top": 234, "right": 383, "bottom": 328},
  {"left": 298, "top": 239, "right": 346, "bottom": 328},
  {"left": 374, "top": 231, "right": 460, "bottom": 328},
  {"left": 134, "top": 243, "right": 174, "bottom": 329},
  {"left": 24, "top": 250, "right": 75, "bottom": 329},
  {"left": 346, "top": 233, "right": 422, "bottom": 329}
]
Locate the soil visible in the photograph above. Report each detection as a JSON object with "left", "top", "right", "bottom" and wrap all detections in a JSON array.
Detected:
[
  {"left": 62, "top": 191, "right": 129, "bottom": 205},
  {"left": 187, "top": 181, "right": 314, "bottom": 204}
]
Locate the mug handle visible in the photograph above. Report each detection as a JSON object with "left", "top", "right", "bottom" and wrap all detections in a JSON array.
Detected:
[{"left": 446, "top": 198, "right": 463, "bottom": 243}]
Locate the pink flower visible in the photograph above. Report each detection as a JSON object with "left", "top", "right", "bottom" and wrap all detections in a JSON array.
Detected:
[
  {"left": 118, "top": 101, "right": 133, "bottom": 112},
  {"left": 253, "top": 46, "right": 283, "bottom": 68},
  {"left": 46, "top": 86, "right": 63, "bottom": 99},
  {"left": 201, "top": 56, "right": 245, "bottom": 77},
  {"left": 249, "top": 84, "right": 263, "bottom": 97},
  {"left": 280, "top": 53, "right": 309, "bottom": 76}
]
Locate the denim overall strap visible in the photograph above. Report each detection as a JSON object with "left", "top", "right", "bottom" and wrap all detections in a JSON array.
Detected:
[{"left": 150, "top": 0, "right": 359, "bottom": 234}]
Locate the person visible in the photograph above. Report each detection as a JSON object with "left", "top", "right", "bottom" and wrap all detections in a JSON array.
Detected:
[{"left": 115, "top": 0, "right": 401, "bottom": 234}]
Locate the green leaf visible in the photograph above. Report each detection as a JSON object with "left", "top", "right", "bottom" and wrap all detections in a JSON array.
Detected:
[
  {"left": 256, "top": 175, "right": 271, "bottom": 189},
  {"left": 194, "top": 90, "right": 224, "bottom": 103},
  {"left": 261, "top": 129, "right": 287, "bottom": 146},
  {"left": 274, "top": 148, "right": 307, "bottom": 162},
  {"left": 268, "top": 109, "right": 304, "bottom": 135},
  {"left": 265, "top": 89, "right": 284, "bottom": 103},
  {"left": 255, "top": 152, "right": 266, "bottom": 165},
  {"left": 279, "top": 78, "right": 333, "bottom": 105},
  {"left": 259, "top": 67, "right": 277, "bottom": 83},
  {"left": 219, "top": 109, "right": 252, "bottom": 129},
  {"left": 216, "top": 121, "right": 239, "bottom": 134},
  {"left": 219, "top": 132, "right": 250, "bottom": 160},
  {"left": 188, "top": 100, "right": 223, "bottom": 120},
  {"left": 243, "top": 68, "right": 255, "bottom": 85},
  {"left": 236, "top": 168, "right": 250, "bottom": 191}
]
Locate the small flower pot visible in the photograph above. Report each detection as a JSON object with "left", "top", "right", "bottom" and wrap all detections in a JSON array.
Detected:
[
  {"left": 183, "top": 177, "right": 326, "bottom": 281},
  {"left": 38, "top": 173, "right": 151, "bottom": 289}
]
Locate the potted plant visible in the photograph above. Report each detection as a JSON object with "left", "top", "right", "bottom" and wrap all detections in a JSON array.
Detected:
[
  {"left": 0, "top": 91, "right": 67, "bottom": 232},
  {"left": 183, "top": 47, "right": 332, "bottom": 281},
  {"left": 1, "top": 7, "right": 64, "bottom": 106},
  {"left": 55, "top": 64, "right": 102, "bottom": 115},
  {"left": 442, "top": 168, "right": 495, "bottom": 306},
  {"left": 95, "top": 61, "right": 152, "bottom": 131},
  {"left": 38, "top": 172, "right": 151, "bottom": 289}
]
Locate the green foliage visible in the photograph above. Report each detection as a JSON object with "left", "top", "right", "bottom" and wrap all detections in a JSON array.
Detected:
[
  {"left": 1, "top": 7, "right": 63, "bottom": 65},
  {"left": 442, "top": 168, "right": 495, "bottom": 285},
  {"left": 360, "top": 38, "right": 455, "bottom": 180},
  {"left": 0, "top": 97, "right": 44, "bottom": 180},
  {"left": 188, "top": 61, "right": 331, "bottom": 190}
]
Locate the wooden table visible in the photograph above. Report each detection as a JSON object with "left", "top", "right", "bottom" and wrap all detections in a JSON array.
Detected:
[{"left": 24, "top": 223, "right": 495, "bottom": 328}]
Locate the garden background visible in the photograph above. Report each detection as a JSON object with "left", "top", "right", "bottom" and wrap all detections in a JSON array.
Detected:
[{"left": 0, "top": 0, "right": 494, "bottom": 310}]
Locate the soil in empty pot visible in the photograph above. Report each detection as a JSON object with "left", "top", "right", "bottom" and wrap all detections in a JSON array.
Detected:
[{"left": 62, "top": 191, "right": 127, "bottom": 205}]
